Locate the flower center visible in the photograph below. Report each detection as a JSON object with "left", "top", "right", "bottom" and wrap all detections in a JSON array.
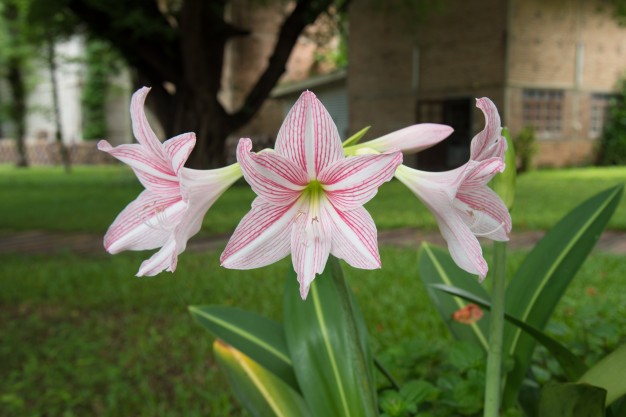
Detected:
[{"left": 300, "top": 180, "right": 326, "bottom": 244}]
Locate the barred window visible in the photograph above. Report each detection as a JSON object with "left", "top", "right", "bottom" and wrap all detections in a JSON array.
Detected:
[
  {"left": 589, "top": 93, "right": 612, "bottom": 138},
  {"left": 522, "top": 89, "right": 564, "bottom": 134}
]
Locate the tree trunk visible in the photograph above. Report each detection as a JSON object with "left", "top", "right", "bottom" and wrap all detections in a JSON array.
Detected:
[
  {"left": 4, "top": 2, "right": 28, "bottom": 167},
  {"left": 46, "top": 39, "right": 72, "bottom": 173},
  {"left": 7, "top": 58, "right": 28, "bottom": 168},
  {"left": 144, "top": 81, "right": 230, "bottom": 169}
]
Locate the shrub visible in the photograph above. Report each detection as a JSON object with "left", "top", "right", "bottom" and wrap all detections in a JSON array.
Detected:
[
  {"left": 514, "top": 125, "right": 538, "bottom": 173},
  {"left": 597, "top": 81, "right": 626, "bottom": 165}
]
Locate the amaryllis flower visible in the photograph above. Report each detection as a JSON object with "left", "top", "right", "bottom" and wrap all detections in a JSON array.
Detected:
[
  {"left": 344, "top": 97, "right": 510, "bottom": 279},
  {"left": 98, "top": 87, "right": 242, "bottom": 276},
  {"left": 395, "top": 157, "right": 511, "bottom": 279},
  {"left": 220, "top": 91, "right": 403, "bottom": 299}
]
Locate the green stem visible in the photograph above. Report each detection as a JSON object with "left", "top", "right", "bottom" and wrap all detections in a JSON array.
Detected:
[{"left": 484, "top": 241, "right": 507, "bottom": 417}]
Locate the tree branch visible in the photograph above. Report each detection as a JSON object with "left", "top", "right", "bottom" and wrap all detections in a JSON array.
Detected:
[{"left": 228, "top": 0, "right": 339, "bottom": 130}]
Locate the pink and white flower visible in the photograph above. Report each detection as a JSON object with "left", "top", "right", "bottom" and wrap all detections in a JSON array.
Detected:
[
  {"left": 342, "top": 97, "right": 510, "bottom": 278},
  {"left": 220, "top": 91, "right": 403, "bottom": 299},
  {"left": 395, "top": 158, "right": 511, "bottom": 279},
  {"left": 98, "top": 87, "right": 242, "bottom": 276},
  {"left": 392, "top": 98, "right": 511, "bottom": 278}
]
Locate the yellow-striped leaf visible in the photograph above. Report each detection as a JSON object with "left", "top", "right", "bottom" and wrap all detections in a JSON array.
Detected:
[{"left": 214, "top": 340, "right": 312, "bottom": 417}]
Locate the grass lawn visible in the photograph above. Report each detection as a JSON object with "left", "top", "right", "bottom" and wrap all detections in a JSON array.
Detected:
[
  {"left": 0, "top": 164, "right": 624, "bottom": 234},
  {"left": 1, "top": 246, "right": 625, "bottom": 417},
  {"left": 0, "top": 164, "right": 625, "bottom": 416}
]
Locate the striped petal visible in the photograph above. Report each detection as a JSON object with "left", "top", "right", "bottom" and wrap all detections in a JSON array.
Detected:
[
  {"left": 345, "top": 123, "right": 453, "bottom": 155},
  {"left": 437, "top": 212, "right": 488, "bottom": 279},
  {"left": 220, "top": 198, "right": 301, "bottom": 269},
  {"left": 97, "top": 140, "right": 178, "bottom": 184},
  {"left": 275, "top": 91, "right": 343, "bottom": 179},
  {"left": 320, "top": 151, "right": 403, "bottom": 211},
  {"left": 291, "top": 198, "right": 332, "bottom": 299},
  {"left": 104, "top": 190, "right": 187, "bottom": 254},
  {"left": 470, "top": 98, "right": 506, "bottom": 161},
  {"left": 163, "top": 132, "right": 196, "bottom": 176},
  {"left": 237, "top": 138, "right": 307, "bottom": 206},
  {"left": 137, "top": 238, "right": 178, "bottom": 276},
  {"left": 456, "top": 186, "right": 511, "bottom": 241},
  {"left": 130, "top": 87, "right": 166, "bottom": 159},
  {"left": 327, "top": 205, "right": 381, "bottom": 270},
  {"left": 132, "top": 165, "right": 241, "bottom": 276}
]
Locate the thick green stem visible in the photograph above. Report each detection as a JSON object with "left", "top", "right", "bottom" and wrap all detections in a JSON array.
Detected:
[{"left": 484, "top": 241, "right": 507, "bottom": 417}]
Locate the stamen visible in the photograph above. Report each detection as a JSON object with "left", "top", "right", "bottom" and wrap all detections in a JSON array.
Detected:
[
  {"left": 473, "top": 222, "right": 505, "bottom": 237},
  {"left": 466, "top": 208, "right": 505, "bottom": 237}
]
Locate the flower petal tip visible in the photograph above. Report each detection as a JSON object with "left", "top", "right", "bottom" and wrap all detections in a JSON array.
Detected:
[
  {"left": 97, "top": 140, "right": 113, "bottom": 152},
  {"left": 299, "top": 284, "right": 311, "bottom": 300}
]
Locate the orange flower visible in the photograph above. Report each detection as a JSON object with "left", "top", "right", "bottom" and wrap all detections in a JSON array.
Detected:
[{"left": 452, "top": 303, "right": 484, "bottom": 324}]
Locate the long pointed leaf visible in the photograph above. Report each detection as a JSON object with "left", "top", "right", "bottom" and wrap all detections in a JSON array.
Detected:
[
  {"left": 189, "top": 305, "right": 297, "bottom": 388},
  {"left": 502, "top": 185, "right": 623, "bottom": 408},
  {"left": 342, "top": 126, "right": 371, "bottom": 147},
  {"left": 579, "top": 345, "right": 626, "bottom": 406},
  {"left": 283, "top": 257, "right": 377, "bottom": 417},
  {"left": 431, "top": 284, "right": 587, "bottom": 380},
  {"left": 538, "top": 383, "right": 606, "bottom": 417},
  {"left": 418, "top": 243, "right": 491, "bottom": 350},
  {"left": 214, "top": 340, "right": 312, "bottom": 417}
]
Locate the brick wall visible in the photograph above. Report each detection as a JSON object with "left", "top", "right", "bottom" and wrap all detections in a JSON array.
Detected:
[
  {"left": 348, "top": 0, "right": 507, "bottom": 168},
  {"left": 506, "top": 0, "right": 626, "bottom": 166},
  {"left": 0, "top": 139, "right": 112, "bottom": 166}
]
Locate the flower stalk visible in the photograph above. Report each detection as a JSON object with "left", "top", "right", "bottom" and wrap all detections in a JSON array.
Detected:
[{"left": 483, "top": 240, "right": 507, "bottom": 417}]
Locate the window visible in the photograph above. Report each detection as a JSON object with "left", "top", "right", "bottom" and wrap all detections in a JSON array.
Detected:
[
  {"left": 522, "top": 89, "right": 564, "bottom": 134},
  {"left": 589, "top": 93, "right": 613, "bottom": 138}
]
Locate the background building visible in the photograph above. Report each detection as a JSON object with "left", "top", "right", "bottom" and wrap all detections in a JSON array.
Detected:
[{"left": 349, "top": 0, "right": 626, "bottom": 169}]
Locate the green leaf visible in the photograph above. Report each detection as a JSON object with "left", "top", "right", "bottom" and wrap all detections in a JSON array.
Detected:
[
  {"left": 188, "top": 305, "right": 297, "bottom": 388},
  {"left": 490, "top": 127, "right": 516, "bottom": 210},
  {"left": 418, "top": 243, "right": 491, "bottom": 350},
  {"left": 502, "top": 185, "right": 624, "bottom": 408},
  {"left": 538, "top": 383, "right": 606, "bottom": 417},
  {"left": 579, "top": 345, "right": 626, "bottom": 406},
  {"left": 342, "top": 126, "right": 371, "bottom": 147},
  {"left": 214, "top": 340, "right": 312, "bottom": 417},
  {"left": 431, "top": 284, "right": 587, "bottom": 381},
  {"left": 283, "top": 257, "right": 377, "bottom": 417}
]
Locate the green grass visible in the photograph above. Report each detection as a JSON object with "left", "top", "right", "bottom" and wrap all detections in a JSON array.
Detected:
[
  {"left": 0, "top": 165, "right": 624, "bottom": 234},
  {"left": 1, "top": 163, "right": 625, "bottom": 415},
  {"left": 1, "top": 247, "right": 625, "bottom": 417}
]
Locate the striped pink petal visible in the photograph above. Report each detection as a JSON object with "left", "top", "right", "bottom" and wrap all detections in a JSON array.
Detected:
[
  {"left": 137, "top": 238, "right": 178, "bottom": 276},
  {"left": 327, "top": 205, "right": 381, "bottom": 269},
  {"left": 456, "top": 186, "right": 511, "bottom": 241},
  {"left": 437, "top": 212, "right": 488, "bottom": 279},
  {"left": 220, "top": 198, "right": 301, "bottom": 269},
  {"left": 291, "top": 199, "right": 332, "bottom": 299},
  {"left": 163, "top": 132, "right": 196, "bottom": 176},
  {"left": 470, "top": 98, "right": 506, "bottom": 161},
  {"left": 97, "top": 140, "right": 178, "bottom": 183},
  {"left": 237, "top": 138, "right": 307, "bottom": 206},
  {"left": 130, "top": 87, "right": 167, "bottom": 159},
  {"left": 104, "top": 190, "right": 187, "bottom": 254},
  {"left": 346, "top": 123, "right": 453, "bottom": 154},
  {"left": 275, "top": 91, "right": 343, "bottom": 179},
  {"left": 320, "top": 151, "right": 402, "bottom": 211}
]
